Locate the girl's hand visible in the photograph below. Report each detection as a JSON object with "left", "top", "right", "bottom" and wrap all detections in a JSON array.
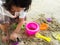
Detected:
[
  {"left": 12, "top": 15, "right": 17, "bottom": 18},
  {"left": 10, "top": 32, "right": 18, "bottom": 41}
]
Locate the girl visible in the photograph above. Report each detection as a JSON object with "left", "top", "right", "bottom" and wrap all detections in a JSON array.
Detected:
[{"left": 0, "top": 0, "right": 32, "bottom": 42}]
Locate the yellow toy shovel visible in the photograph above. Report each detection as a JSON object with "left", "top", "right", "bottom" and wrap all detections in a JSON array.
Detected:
[{"left": 35, "top": 33, "right": 51, "bottom": 42}]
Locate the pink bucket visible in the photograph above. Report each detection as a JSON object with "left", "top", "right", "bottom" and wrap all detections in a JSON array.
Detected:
[{"left": 25, "top": 22, "right": 39, "bottom": 36}]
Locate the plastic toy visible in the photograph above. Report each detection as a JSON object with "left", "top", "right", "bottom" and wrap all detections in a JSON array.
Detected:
[
  {"left": 47, "top": 18, "right": 52, "bottom": 22},
  {"left": 11, "top": 41, "right": 18, "bottom": 45},
  {"left": 35, "top": 33, "right": 51, "bottom": 42},
  {"left": 25, "top": 22, "right": 39, "bottom": 36},
  {"left": 56, "top": 34, "right": 60, "bottom": 41},
  {"left": 21, "top": 25, "right": 25, "bottom": 30},
  {"left": 52, "top": 32, "right": 60, "bottom": 41},
  {"left": 12, "top": 23, "right": 17, "bottom": 29},
  {"left": 40, "top": 23, "right": 48, "bottom": 30}
]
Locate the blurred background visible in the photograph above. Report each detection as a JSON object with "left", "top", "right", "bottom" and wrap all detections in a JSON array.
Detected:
[{"left": 27, "top": 0, "right": 60, "bottom": 22}]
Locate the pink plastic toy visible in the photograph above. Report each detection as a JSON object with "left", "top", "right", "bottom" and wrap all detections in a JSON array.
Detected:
[{"left": 25, "top": 22, "right": 39, "bottom": 36}]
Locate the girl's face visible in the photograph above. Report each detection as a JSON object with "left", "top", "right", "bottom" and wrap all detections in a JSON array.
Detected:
[{"left": 11, "top": 5, "right": 24, "bottom": 12}]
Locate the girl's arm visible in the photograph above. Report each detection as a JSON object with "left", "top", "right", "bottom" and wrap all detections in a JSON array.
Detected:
[
  {"left": 10, "top": 15, "right": 17, "bottom": 18},
  {"left": 5, "top": 14, "right": 17, "bottom": 18},
  {"left": 14, "top": 18, "right": 25, "bottom": 33},
  {"left": 4, "top": 11, "right": 18, "bottom": 18},
  {"left": 13, "top": 11, "right": 26, "bottom": 33}
]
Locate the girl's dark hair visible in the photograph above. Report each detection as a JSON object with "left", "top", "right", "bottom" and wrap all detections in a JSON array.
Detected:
[{"left": 3, "top": 0, "right": 32, "bottom": 11}]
